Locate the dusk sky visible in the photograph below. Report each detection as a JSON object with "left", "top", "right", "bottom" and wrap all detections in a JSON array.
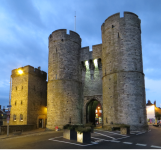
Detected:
[{"left": 0, "top": 0, "right": 161, "bottom": 108}]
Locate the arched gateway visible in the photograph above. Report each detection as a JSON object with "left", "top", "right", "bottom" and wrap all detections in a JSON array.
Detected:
[{"left": 86, "top": 99, "right": 103, "bottom": 126}]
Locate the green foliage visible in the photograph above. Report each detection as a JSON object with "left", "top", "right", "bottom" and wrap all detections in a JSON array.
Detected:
[
  {"left": 155, "top": 112, "right": 161, "bottom": 119},
  {"left": 85, "top": 122, "right": 94, "bottom": 128},
  {"left": 75, "top": 126, "right": 91, "bottom": 134},
  {"left": 63, "top": 124, "right": 84, "bottom": 130}
]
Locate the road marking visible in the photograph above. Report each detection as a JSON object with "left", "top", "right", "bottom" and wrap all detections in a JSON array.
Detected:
[
  {"left": 123, "top": 142, "right": 132, "bottom": 144},
  {"left": 92, "top": 137, "right": 109, "bottom": 142},
  {"left": 94, "top": 132, "right": 116, "bottom": 139},
  {"left": 110, "top": 140, "right": 120, "bottom": 143},
  {"left": 95, "top": 129, "right": 128, "bottom": 137},
  {"left": 151, "top": 145, "right": 161, "bottom": 149},
  {"left": 116, "top": 136, "right": 129, "bottom": 140},
  {"left": 50, "top": 139, "right": 95, "bottom": 146},
  {"left": 136, "top": 143, "right": 146, "bottom": 146}
]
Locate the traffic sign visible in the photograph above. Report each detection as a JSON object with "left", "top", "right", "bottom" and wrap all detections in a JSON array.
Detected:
[
  {"left": 7, "top": 111, "right": 10, "bottom": 116},
  {"left": 7, "top": 105, "right": 12, "bottom": 107},
  {"left": 7, "top": 116, "right": 10, "bottom": 121}
]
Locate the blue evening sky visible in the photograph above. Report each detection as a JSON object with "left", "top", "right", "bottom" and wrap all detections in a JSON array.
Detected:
[{"left": 0, "top": 0, "right": 161, "bottom": 108}]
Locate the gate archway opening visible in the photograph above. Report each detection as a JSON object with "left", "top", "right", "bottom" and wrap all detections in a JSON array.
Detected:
[{"left": 86, "top": 99, "right": 102, "bottom": 126}]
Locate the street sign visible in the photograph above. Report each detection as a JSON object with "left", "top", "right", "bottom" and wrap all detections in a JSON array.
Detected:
[
  {"left": 7, "top": 105, "right": 12, "bottom": 107},
  {"left": 7, "top": 116, "right": 10, "bottom": 121},
  {"left": 7, "top": 111, "right": 10, "bottom": 116}
]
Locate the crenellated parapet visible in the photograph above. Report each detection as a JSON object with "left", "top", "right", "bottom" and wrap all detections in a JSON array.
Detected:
[
  {"left": 49, "top": 29, "right": 81, "bottom": 46},
  {"left": 11, "top": 65, "right": 47, "bottom": 80}
]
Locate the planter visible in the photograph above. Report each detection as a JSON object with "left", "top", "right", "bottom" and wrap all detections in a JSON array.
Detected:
[
  {"left": 63, "top": 129, "right": 77, "bottom": 140},
  {"left": 77, "top": 132, "right": 91, "bottom": 143},
  {"left": 120, "top": 127, "right": 130, "bottom": 135}
]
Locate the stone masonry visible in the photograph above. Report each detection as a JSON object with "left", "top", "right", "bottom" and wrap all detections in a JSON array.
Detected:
[
  {"left": 47, "top": 11, "right": 147, "bottom": 131},
  {"left": 9, "top": 65, "right": 47, "bottom": 128},
  {"left": 10, "top": 12, "right": 148, "bottom": 131}
]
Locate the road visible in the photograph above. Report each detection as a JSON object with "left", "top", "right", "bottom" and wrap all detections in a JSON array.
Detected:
[{"left": 0, "top": 126, "right": 161, "bottom": 149}]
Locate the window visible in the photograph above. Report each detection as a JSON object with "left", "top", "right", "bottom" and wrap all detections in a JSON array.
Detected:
[
  {"left": 13, "top": 114, "right": 16, "bottom": 121},
  {"left": 21, "top": 100, "right": 23, "bottom": 105},
  {"left": 20, "top": 114, "right": 23, "bottom": 121},
  {"left": 16, "top": 87, "right": 17, "bottom": 90},
  {"left": 15, "top": 101, "right": 17, "bottom": 106},
  {"left": 22, "top": 86, "right": 23, "bottom": 90}
]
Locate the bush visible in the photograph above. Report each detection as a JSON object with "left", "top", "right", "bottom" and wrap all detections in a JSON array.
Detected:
[
  {"left": 75, "top": 126, "right": 91, "bottom": 134},
  {"left": 63, "top": 124, "right": 84, "bottom": 130}
]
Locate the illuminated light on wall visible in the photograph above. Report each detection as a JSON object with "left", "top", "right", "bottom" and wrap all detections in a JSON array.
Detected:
[
  {"left": 94, "top": 59, "right": 98, "bottom": 68},
  {"left": 85, "top": 61, "right": 89, "bottom": 70},
  {"left": 18, "top": 69, "right": 23, "bottom": 75}
]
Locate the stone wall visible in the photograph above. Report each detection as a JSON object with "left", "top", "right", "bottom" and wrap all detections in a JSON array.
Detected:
[
  {"left": 101, "top": 12, "right": 147, "bottom": 130},
  {"left": 10, "top": 65, "right": 47, "bottom": 128},
  {"left": 47, "top": 29, "right": 82, "bottom": 130},
  {"left": 0, "top": 125, "right": 36, "bottom": 134}
]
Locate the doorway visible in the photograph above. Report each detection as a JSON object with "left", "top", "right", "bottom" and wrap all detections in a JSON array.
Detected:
[
  {"left": 39, "top": 119, "right": 43, "bottom": 128},
  {"left": 86, "top": 99, "right": 102, "bottom": 126}
]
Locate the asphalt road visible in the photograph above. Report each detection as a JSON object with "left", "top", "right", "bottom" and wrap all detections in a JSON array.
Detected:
[{"left": 0, "top": 126, "right": 161, "bottom": 149}]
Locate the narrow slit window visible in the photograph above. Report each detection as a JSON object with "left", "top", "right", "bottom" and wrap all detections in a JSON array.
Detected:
[
  {"left": 91, "top": 74, "right": 94, "bottom": 80},
  {"left": 20, "top": 114, "right": 23, "bottom": 121},
  {"left": 13, "top": 114, "right": 16, "bottom": 121}
]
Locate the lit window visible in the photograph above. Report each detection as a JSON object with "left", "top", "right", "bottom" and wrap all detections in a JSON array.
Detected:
[
  {"left": 98, "top": 107, "right": 100, "bottom": 109},
  {"left": 95, "top": 110, "right": 97, "bottom": 113},
  {"left": 13, "top": 114, "right": 16, "bottom": 121},
  {"left": 96, "top": 114, "right": 98, "bottom": 117},
  {"left": 20, "top": 114, "right": 23, "bottom": 121}
]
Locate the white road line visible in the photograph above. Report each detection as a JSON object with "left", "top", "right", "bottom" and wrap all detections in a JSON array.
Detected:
[
  {"left": 110, "top": 140, "right": 120, "bottom": 143},
  {"left": 116, "top": 136, "right": 129, "bottom": 140},
  {"left": 136, "top": 143, "right": 146, "bottom": 146},
  {"left": 123, "top": 142, "right": 132, "bottom": 144},
  {"left": 151, "top": 145, "right": 161, "bottom": 149},
  {"left": 50, "top": 139, "right": 94, "bottom": 146},
  {"left": 92, "top": 137, "right": 110, "bottom": 142},
  {"left": 95, "top": 129, "right": 128, "bottom": 137},
  {"left": 94, "top": 132, "right": 116, "bottom": 139}
]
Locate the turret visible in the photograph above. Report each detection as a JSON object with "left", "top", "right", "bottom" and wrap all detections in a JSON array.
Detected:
[
  {"left": 47, "top": 29, "right": 82, "bottom": 129},
  {"left": 101, "top": 12, "right": 147, "bottom": 131}
]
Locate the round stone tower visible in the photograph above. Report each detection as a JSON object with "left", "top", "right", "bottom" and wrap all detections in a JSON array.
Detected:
[
  {"left": 47, "top": 29, "right": 82, "bottom": 130},
  {"left": 101, "top": 12, "right": 147, "bottom": 131}
]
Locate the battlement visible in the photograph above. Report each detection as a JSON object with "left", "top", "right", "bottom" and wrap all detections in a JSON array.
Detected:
[
  {"left": 80, "top": 44, "right": 102, "bottom": 61},
  {"left": 49, "top": 29, "right": 81, "bottom": 45},
  {"left": 101, "top": 11, "right": 140, "bottom": 30},
  {"left": 11, "top": 65, "right": 47, "bottom": 80}
]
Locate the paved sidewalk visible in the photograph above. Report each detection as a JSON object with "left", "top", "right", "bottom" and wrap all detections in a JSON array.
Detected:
[{"left": 0, "top": 128, "right": 62, "bottom": 140}]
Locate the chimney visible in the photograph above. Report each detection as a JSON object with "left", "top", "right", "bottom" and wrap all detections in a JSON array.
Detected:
[{"left": 154, "top": 100, "right": 156, "bottom": 106}]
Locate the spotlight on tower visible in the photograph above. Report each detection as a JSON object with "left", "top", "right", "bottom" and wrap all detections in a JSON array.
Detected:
[{"left": 18, "top": 69, "right": 23, "bottom": 75}]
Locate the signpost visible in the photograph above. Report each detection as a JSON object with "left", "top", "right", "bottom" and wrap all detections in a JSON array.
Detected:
[{"left": 6, "top": 107, "right": 11, "bottom": 136}]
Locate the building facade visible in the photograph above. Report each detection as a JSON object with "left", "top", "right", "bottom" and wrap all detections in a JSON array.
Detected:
[
  {"left": 10, "top": 12, "right": 148, "bottom": 131},
  {"left": 9, "top": 66, "right": 47, "bottom": 128}
]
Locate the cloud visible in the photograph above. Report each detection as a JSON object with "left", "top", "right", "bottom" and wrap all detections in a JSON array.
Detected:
[{"left": 145, "top": 77, "right": 161, "bottom": 107}]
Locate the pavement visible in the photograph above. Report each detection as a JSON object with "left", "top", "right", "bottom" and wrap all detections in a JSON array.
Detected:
[
  {"left": 0, "top": 128, "right": 60, "bottom": 140},
  {"left": 0, "top": 126, "right": 161, "bottom": 149}
]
